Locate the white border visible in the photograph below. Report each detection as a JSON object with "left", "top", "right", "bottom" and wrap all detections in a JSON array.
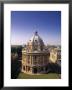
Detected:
[{"left": 4, "top": 4, "right": 69, "bottom": 87}]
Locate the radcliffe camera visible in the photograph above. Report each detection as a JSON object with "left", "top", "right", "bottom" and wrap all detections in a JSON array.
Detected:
[{"left": 11, "top": 11, "right": 61, "bottom": 79}]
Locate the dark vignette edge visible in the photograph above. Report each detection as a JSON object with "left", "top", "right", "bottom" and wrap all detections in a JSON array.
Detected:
[{"left": 0, "top": 0, "right": 71, "bottom": 89}]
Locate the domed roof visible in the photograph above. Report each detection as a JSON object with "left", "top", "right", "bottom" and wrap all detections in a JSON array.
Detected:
[
  {"left": 29, "top": 31, "right": 44, "bottom": 45},
  {"left": 27, "top": 31, "right": 44, "bottom": 52}
]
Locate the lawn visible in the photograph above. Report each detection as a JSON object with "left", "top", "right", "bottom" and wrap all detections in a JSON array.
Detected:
[{"left": 17, "top": 72, "right": 61, "bottom": 79}]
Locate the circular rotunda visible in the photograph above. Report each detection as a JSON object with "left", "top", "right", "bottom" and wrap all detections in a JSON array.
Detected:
[{"left": 22, "top": 31, "right": 50, "bottom": 74}]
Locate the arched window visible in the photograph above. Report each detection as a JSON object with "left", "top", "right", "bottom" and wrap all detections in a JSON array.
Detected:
[{"left": 23, "top": 66, "right": 25, "bottom": 70}]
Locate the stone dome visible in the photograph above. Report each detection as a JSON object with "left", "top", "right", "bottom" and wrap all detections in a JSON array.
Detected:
[{"left": 27, "top": 31, "right": 44, "bottom": 52}]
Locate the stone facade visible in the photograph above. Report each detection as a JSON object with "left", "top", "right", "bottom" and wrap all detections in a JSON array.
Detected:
[
  {"left": 22, "top": 31, "right": 49, "bottom": 74},
  {"left": 49, "top": 48, "right": 61, "bottom": 63}
]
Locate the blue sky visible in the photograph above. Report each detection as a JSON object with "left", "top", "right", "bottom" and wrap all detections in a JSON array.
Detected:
[{"left": 11, "top": 11, "right": 61, "bottom": 45}]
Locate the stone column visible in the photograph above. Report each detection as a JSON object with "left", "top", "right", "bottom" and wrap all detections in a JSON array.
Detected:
[
  {"left": 32, "top": 67, "right": 34, "bottom": 73},
  {"left": 31, "top": 55, "right": 32, "bottom": 65},
  {"left": 32, "top": 56, "right": 33, "bottom": 65},
  {"left": 30, "top": 55, "right": 31, "bottom": 65}
]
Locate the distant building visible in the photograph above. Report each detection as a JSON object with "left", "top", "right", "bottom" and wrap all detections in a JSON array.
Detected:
[
  {"left": 49, "top": 48, "right": 61, "bottom": 63},
  {"left": 22, "top": 31, "right": 50, "bottom": 74}
]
